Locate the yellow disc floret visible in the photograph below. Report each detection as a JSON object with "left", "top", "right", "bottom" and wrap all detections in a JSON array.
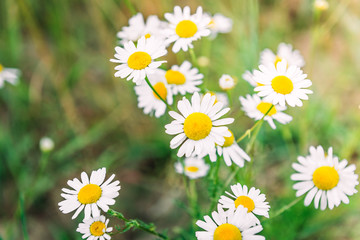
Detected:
[
  {"left": 222, "top": 131, "right": 234, "bottom": 147},
  {"left": 176, "top": 20, "right": 198, "bottom": 38},
  {"left": 152, "top": 82, "right": 167, "bottom": 100},
  {"left": 185, "top": 166, "right": 199, "bottom": 172},
  {"left": 78, "top": 184, "right": 102, "bottom": 204},
  {"left": 0, "top": 64, "right": 3, "bottom": 72},
  {"left": 256, "top": 102, "right": 277, "bottom": 116},
  {"left": 312, "top": 166, "right": 339, "bottom": 190},
  {"left": 234, "top": 196, "right": 255, "bottom": 213},
  {"left": 271, "top": 75, "right": 294, "bottom": 95},
  {"left": 127, "top": 51, "right": 152, "bottom": 70},
  {"left": 90, "top": 221, "right": 106, "bottom": 236},
  {"left": 183, "top": 112, "right": 212, "bottom": 140},
  {"left": 214, "top": 223, "right": 242, "bottom": 240},
  {"left": 145, "top": 33, "right": 151, "bottom": 39},
  {"left": 165, "top": 70, "right": 186, "bottom": 85}
]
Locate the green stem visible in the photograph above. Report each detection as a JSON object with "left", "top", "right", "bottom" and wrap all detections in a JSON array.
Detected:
[
  {"left": 107, "top": 209, "right": 169, "bottom": 239},
  {"left": 19, "top": 194, "right": 29, "bottom": 240},
  {"left": 144, "top": 76, "right": 173, "bottom": 111},
  {"left": 189, "top": 48, "right": 198, "bottom": 68},
  {"left": 123, "top": 0, "right": 137, "bottom": 15},
  {"left": 236, "top": 105, "right": 274, "bottom": 143},
  {"left": 264, "top": 197, "right": 303, "bottom": 222},
  {"left": 209, "top": 158, "right": 221, "bottom": 212}
]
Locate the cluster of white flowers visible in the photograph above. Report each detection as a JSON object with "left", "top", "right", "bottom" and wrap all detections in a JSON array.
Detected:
[
  {"left": 196, "top": 183, "right": 269, "bottom": 239},
  {"left": 59, "top": 168, "right": 120, "bottom": 239}
]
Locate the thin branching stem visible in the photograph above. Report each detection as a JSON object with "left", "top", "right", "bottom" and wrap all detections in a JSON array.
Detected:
[
  {"left": 107, "top": 209, "right": 169, "bottom": 239},
  {"left": 144, "top": 76, "right": 174, "bottom": 111}
]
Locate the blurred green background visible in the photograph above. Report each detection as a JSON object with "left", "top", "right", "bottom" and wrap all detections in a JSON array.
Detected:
[{"left": 1, "top": 0, "right": 360, "bottom": 239}]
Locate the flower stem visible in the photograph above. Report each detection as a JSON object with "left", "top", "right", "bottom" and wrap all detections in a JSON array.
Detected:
[
  {"left": 123, "top": 0, "right": 137, "bottom": 15},
  {"left": 189, "top": 48, "right": 198, "bottom": 68},
  {"left": 107, "top": 209, "right": 169, "bottom": 239},
  {"left": 236, "top": 104, "right": 274, "bottom": 143},
  {"left": 264, "top": 197, "right": 303, "bottom": 222},
  {"left": 144, "top": 76, "right": 173, "bottom": 111}
]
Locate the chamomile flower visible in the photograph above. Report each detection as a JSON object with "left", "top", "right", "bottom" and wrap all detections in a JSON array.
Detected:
[
  {"left": 77, "top": 215, "right": 112, "bottom": 240},
  {"left": 174, "top": 157, "right": 210, "bottom": 179},
  {"left": 164, "top": 6, "right": 211, "bottom": 53},
  {"left": 59, "top": 168, "right": 121, "bottom": 219},
  {"left": 207, "top": 92, "right": 229, "bottom": 108},
  {"left": 0, "top": 64, "right": 20, "bottom": 88},
  {"left": 219, "top": 183, "right": 270, "bottom": 225},
  {"left": 254, "top": 60, "right": 313, "bottom": 107},
  {"left": 165, "top": 61, "right": 203, "bottom": 95},
  {"left": 134, "top": 69, "right": 173, "bottom": 118},
  {"left": 110, "top": 36, "right": 167, "bottom": 85},
  {"left": 117, "top": 13, "right": 167, "bottom": 45},
  {"left": 314, "top": 0, "right": 329, "bottom": 11},
  {"left": 196, "top": 205, "right": 264, "bottom": 240},
  {"left": 39, "top": 137, "right": 55, "bottom": 152},
  {"left": 242, "top": 70, "right": 262, "bottom": 87},
  {"left": 207, "top": 13, "right": 233, "bottom": 38},
  {"left": 291, "top": 146, "right": 359, "bottom": 210},
  {"left": 219, "top": 74, "right": 236, "bottom": 90},
  {"left": 260, "top": 42, "right": 305, "bottom": 68},
  {"left": 215, "top": 130, "right": 250, "bottom": 167},
  {"left": 165, "top": 92, "right": 234, "bottom": 158},
  {"left": 240, "top": 94, "right": 292, "bottom": 129}
]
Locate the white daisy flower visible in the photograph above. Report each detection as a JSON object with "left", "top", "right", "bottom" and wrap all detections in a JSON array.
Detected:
[
  {"left": 134, "top": 69, "right": 173, "bottom": 118},
  {"left": 242, "top": 70, "right": 263, "bottom": 87},
  {"left": 165, "top": 61, "right": 203, "bottom": 95},
  {"left": 165, "top": 92, "right": 234, "bottom": 158},
  {"left": 214, "top": 130, "right": 251, "bottom": 167},
  {"left": 219, "top": 74, "right": 236, "bottom": 90},
  {"left": 0, "top": 64, "right": 20, "bottom": 88},
  {"left": 240, "top": 94, "right": 292, "bottom": 129},
  {"left": 219, "top": 183, "right": 270, "bottom": 225},
  {"left": 164, "top": 6, "right": 211, "bottom": 53},
  {"left": 254, "top": 60, "right": 313, "bottom": 107},
  {"left": 117, "top": 13, "right": 167, "bottom": 45},
  {"left": 260, "top": 42, "right": 305, "bottom": 68},
  {"left": 314, "top": 0, "right": 329, "bottom": 11},
  {"left": 196, "top": 205, "right": 264, "bottom": 240},
  {"left": 207, "top": 13, "right": 233, "bottom": 38},
  {"left": 110, "top": 36, "right": 167, "bottom": 85},
  {"left": 39, "top": 137, "right": 54, "bottom": 152},
  {"left": 77, "top": 215, "right": 112, "bottom": 240},
  {"left": 291, "top": 146, "right": 359, "bottom": 210},
  {"left": 59, "top": 168, "right": 121, "bottom": 219},
  {"left": 203, "top": 91, "right": 229, "bottom": 108},
  {"left": 174, "top": 157, "right": 210, "bottom": 179}
]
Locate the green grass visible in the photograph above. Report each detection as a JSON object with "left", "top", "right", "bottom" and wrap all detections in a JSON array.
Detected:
[{"left": 1, "top": 0, "right": 360, "bottom": 239}]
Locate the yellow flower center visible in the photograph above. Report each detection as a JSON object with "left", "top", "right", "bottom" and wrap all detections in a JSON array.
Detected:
[
  {"left": 274, "top": 55, "right": 282, "bottom": 67},
  {"left": 175, "top": 20, "right": 198, "bottom": 38},
  {"left": 208, "top": 18, "right": 215, "bottom": 28},
  {"left": 183, "top": 112, "right": 212, "bottom": 140},
  {"left": 0, "top": 64, "right": 3, "bottom": 72},
  {"left": 207, "top": 91, "right": 219, "bottom": 104},
  {"left": 256, "top": 102, "right": 277, "bottom": 116},
  {"left": 78, "top": 184, "right": 102, "bottom": 204},
  {"left": 127, "top": 51, "right": 152, "bottom": 70},
  {"left": 90, "top": 221, "right": 106, "bottom": 236},
  {"left": 222, "top": 131, "right": 234, "bottom": 147},
  {"left": 271, "top": 75, "right": 294, "bottom": 95},
  {"left": 214, "top": 223, "right": 242, "bottom": 240},
  {"left": 312, "top": 166, "right": 339, "bottom": 190},
  {"left": 234, "top": 196, "right": 255, "bottom": 213},
  {"left": 145, "top": 33, "right": 151, "bottom": 39},
  {"left": 152, "top": 82, "right": 167, "bottom": 100},
  {"left": 185, "top": 166, "right": 199, "bottom": 172},
  {"left": 165, "top": 70, "right": 186, "bottom": 85}
]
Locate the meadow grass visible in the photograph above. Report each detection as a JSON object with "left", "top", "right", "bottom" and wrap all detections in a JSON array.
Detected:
[{"left": 1, "top": 0, "right": 360, "bottom": 239}]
